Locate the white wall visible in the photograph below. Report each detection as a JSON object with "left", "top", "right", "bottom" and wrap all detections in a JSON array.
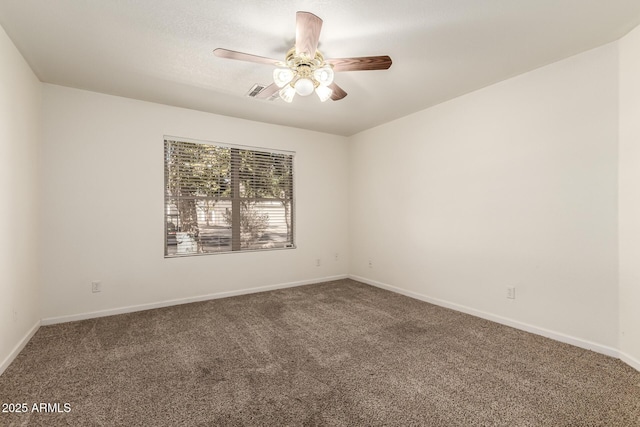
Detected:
[
  {"left": 0, "top": 26, "right": 42, "bottom": 373},
  {"left": 40, "top": 85, "right": 349, "bottom": 321},
  {"left": 619, "top": 25, "right": 640, "bottom": 370},
  {"left": 349, "top": 43, "right": 620, "bottom": 352}
]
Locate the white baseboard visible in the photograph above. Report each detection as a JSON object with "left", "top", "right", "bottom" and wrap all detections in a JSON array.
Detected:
[
  {"left": 41, "top": 275, "right": 348, "bottom": 326},
  {"left": 620, "top": 351, "right": 640, "bottom": 372},
  {"left": 350, "top": 275, "right": 620, "bottom": 359},
  {"left": 0, "top": 320, "right": 40, "bottom": 376}
]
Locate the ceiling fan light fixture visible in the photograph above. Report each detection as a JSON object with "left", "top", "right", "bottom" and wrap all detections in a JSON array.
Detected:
[
  {"left": 215, "top": 12, "right": 392, "bottom": 104},
  {"left": 279, "top": 85, "right": 296, "bottom": 103},
  {"left": 294, "top": 78, "right": 315, "bottom": 96},
  {"left": 315, "top": 85, "right": 333, "bottom": 102},
  {"left": 313, "top": 66, "right": 334, "bottom": 86},
  {"left": 273, "top": 68, "right": 294, "bottom": 88}
]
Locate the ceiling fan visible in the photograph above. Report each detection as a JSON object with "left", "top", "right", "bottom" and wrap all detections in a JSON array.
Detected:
[{"left": 213, "top": 11, "right": 392, "bottom": 103}]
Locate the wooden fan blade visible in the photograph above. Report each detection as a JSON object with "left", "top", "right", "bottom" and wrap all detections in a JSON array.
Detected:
[
  {"left": 328, "top": 82, "right": 347, "bottom": 101},
  {"left": 326, "top": 56, "right": 393, "bottom": 72},
  {"left": 254, "top": 83, "right": 280, "bottom": 100},
  {"left": 295, "top": 11, "right": 322, "bottom": 58},
  {"left": 213, "top": 48, "right": 280, "bottom": 66}
]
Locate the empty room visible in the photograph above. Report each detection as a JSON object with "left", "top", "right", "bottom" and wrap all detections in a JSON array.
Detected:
[{"left": 1, "top": 1, "right": 640, "bottom": 425}]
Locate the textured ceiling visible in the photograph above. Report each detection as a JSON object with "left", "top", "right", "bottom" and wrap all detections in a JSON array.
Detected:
[{"left": 1, "top": 0, "right": 640, "bottom": 136}]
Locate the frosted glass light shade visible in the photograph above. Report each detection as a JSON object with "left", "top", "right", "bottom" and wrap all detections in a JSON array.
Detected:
[
  {"left": 294, "top": 78, "right": 315, "bottom": 96},
  {"left": 313, "top": 66, "right": 334, "bottom": 86},
  {"left": 279, "top": 85, "right": 296, "bottom": 103},
  {"left": 273, "top": 68, "right": 294, "bottom": 88},
  {"left": 315, "top": 85, "right": 333, "bottom": 102}
]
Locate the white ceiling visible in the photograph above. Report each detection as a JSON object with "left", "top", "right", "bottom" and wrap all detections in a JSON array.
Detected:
[{"left": 1, "top": 1, "right": 640, "bottom": 136}]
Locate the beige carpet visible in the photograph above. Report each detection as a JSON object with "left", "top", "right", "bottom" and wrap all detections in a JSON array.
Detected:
[{"left": 1, "top": 279, "right": 639, "bottom": 426}]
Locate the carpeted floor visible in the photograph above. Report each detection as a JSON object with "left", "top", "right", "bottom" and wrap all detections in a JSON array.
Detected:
[{"left": 1, "top": 279, "right": 639, "bottom": 426}]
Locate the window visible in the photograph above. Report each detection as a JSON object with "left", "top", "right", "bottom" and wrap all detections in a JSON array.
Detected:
[{"left": 164, "top": 138, "right": 294, "bottom": 257}]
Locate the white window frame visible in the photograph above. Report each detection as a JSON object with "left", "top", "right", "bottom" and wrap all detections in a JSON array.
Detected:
[{"left": 164, "top": 136, "right": 296, "bottom": 257}]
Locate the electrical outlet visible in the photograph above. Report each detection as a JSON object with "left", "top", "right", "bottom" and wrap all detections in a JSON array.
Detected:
[
  {"left": 507, "top": 287, "right": 516, "bottom": 299},
  {"left": 368, "top": 259, "right": 373, "bottom": 268},
  {"left": 92, "top": 281, "right": 102, "bottom": 293},
  {"left": 315, "top": 259, "right": 321, "bottom": 267},
  {"left": 334, "top": 253, "right": 339, "bottom": 262}
]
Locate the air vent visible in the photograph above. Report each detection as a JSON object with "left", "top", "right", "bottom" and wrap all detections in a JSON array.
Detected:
[{"left": 246, "top": 84, "right": 266, "bottom": 97}]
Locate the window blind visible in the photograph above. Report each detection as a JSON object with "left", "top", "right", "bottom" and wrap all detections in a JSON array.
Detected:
[{"left": 164, "top": 138, "right": 294, "bottom": 256}]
